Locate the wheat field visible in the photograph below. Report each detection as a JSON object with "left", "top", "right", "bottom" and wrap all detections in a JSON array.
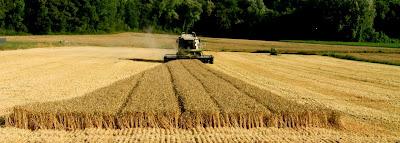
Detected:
[
  {"left": 0, "top": 47, "right": 173, "bottom": 116},
  {"left": 208, "top": 52, "right": 400, "bottom": 136},
  {"left": 0, "top": 47, "right": 399, "bottom": 142},
  {"left": 6, "top": 60, "right": 340, "bottom": 130}
]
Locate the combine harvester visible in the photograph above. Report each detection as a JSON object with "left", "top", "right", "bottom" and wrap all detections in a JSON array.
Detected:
[{"left": 164, "top": 32, "right": 214, "bottom": 64}]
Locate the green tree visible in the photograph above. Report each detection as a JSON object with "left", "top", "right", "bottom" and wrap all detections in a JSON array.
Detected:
[
  {"left": 24, "top": 0, "right": 52, "bottom": 34},
  {"left": 46, "top": 0, "right": 70, "bottom": 33},
  {"left": 375, "top": 0, "right": 400, "bottom": 39},
  {"left": 303, "top": 0, "right": 376, "bottom": 41},
  {"left": 351, "top": 0, "right": 376, "bottom": 41},
  {"left": 4, "top": 0, "right": 26, "bottom": 32},
  {"left": 0, "top": 0, "right": 398, "bottom": 41},
  {"left": 214, "top": 0, "right": 242, "bottom": 31},
  {"left": 179, "top": 0, "right": 203, "bottom": 32},
  {"left": 157, "top": 0, "right": 181, "bottom": 31},
  {"left": 240, "top": 0, "right": 267, "bottom": 36},
  {"left": 125, "top": 0, "right": 141, "bottom": 30},
  {"left": 0, "top": 0, "right": 8, "bottom": 31},
  {"left": 95, "top": 0, "right": 119, "bottom": 32}
]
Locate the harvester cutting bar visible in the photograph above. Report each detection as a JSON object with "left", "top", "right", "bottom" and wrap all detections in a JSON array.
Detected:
[{"left": 164, "top": 54, "right": 214, "bottom": 64}]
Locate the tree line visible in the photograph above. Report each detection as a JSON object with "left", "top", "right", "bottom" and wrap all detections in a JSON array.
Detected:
[{"left": 0, "top": 0, "right": 399, "bottom": 42}]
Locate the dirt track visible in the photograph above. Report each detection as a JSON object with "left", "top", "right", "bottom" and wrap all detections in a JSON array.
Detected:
[
  {"left": 0, "top": 46, "right": 174, "bottom": 115},
  {"left": 208, "top": 52, "right": 400, "bottom": 136}
]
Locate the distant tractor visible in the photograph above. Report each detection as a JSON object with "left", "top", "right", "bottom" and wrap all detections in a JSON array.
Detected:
[{"left": 164, "top": 32, "right": 214, "bottom": 64}]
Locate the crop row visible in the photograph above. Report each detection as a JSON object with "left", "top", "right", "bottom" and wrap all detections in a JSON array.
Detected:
[
  {"left": 190, "top": 60, "right": 340, "bottom": 128},
  {"left": 7, "top": 60, "right": 341, "bottom": 130}
]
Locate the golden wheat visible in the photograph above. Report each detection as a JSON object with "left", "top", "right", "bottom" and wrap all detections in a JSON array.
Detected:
[
  {"left": 0, "top": 47, "right": 165, "bottom": 116},
  {"left": 118, "top": 65, "right": 180, "bottom": 129},
  {"left": 192, "top": 60, "right": 341, "bottom": 128},
  {"left": 7, "top": 60, "right": 342, "bottom": 130},
  {"left": 7, "top": 74, "right": 142, "bottom": 130},
  {"left": 166, "top": 61, "right": 221, "bottom": 128},
  {"left": 208, "top": 52, "right": 400, "bottom": 132},
  {"left": 180, "top": 60, "right": 271, "bottom": 128}
]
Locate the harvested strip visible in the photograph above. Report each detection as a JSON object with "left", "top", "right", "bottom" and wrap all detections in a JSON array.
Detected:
[
  {"left": 193, "top": 60, "right": 341, "bottom": 128},
  {"left": 1, "top": 127, "right": 397, "bottom": 142},
  {"left": 0, "top": 47, "right": 163, "bottom": 116},
  {"left": 118, "top": 65, "right": 180, "bottom": 129},
  {"left": 7, "top": 74, "right": 143, "bottom": 130},
  {"left": 166, "top": 60, "right": 221, "bottom": 128},
  {"left": 7, "top": 60, "right": 341, "bottom": 130},
  {"left": 181, "top": 60, "right": 271, "bottom": 128}
]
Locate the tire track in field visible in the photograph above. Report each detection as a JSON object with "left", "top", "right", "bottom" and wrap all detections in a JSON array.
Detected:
[
  {"left": 222, "top": 53, "right": 400, "bottom": 89},
  {"left": 167, "top": 60, "right": 221, "bottom": 128},
  {"left": 190, "top": 60, "right": 271, "bottom": 111},
  {"left": 211, "top": 52, "right": 400, "bottom": 132},
  {"left": 116, "top": 73, "right": 145, "bottom": 116},
  {"left": 191, "top": 60, "right": 341, "bottom": 128},
  {"left": 116, "top": 64, "right": 181, "bottom": 129},
  {"left": 7, "top": 59, "right": 340, "bottom": 130},
  {"left": 180, "top": 60, "right": 269, "bottom": 119},
  {"left": 224, "top": 53, "right": 398, "bottom": 99},
  {"left": 178, "top": 61, "right": 224, "bottom": 114},
  {"left": 166, "top": 64, "right": 186, "bottom": 113},
  {"left": 182, "top": 60, "right": 268, "bottom": 112}
]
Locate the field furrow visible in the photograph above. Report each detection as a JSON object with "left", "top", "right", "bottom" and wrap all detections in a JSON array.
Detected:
[
  {"left": 118, "top": 65, "right": 181, "bottom": 129},
  {"left": 6, "top": 59, "right": 342, "bottom": 130},
  {"left": 193, "top": 60, "right": 340, "bottom": 128},
  {"left": 116, "top": 73, "right": 145, "bottom": 115},
  {"left": 213, "top": 57, "right": 400, "bottom": 126},
  {"left": 208, "top": 52, "right": 400, "bottom": 134},
  {"left": 7, "top": 75, "right": 142, "bottom": 130},
  {"left": 0, "top": 47, "right": 165, "bottom": 116},
  {"left": 181, "top": 60, "right": 272, "bottom": 128},
  {"left": 1, "top": 34, "right": 399, "bottom": 142},
  {"left": 166, "top": 61, "right": 221, "bottom": 128}
]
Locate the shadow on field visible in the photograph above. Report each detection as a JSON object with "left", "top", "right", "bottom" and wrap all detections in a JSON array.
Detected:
[
  {"left": 0, "top": 116, "right": 5, "bottom": 127},
  {"left": 119, "top": 58, "right": 164, "bottom": 63}
]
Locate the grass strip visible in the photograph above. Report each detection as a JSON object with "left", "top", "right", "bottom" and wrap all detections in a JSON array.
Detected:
[
  {"left": 322, "top": 52, "right": 400, "bottom": 66},
  {"left": 282, "top": 40, "right": 400, "bottom": 49}
]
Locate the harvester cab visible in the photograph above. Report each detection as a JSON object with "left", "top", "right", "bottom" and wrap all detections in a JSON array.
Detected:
[{"left": 164, "top": 32, "right": 214, "bottom": 64}]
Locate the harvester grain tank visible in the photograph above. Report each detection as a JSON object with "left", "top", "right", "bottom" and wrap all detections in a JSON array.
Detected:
[{"left": 164, "top": 32, "right": 214, "bottom": 64}]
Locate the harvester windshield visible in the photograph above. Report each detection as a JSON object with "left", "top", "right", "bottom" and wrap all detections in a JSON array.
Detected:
[{"left": 179, "top": 39, "right": 196, "bottom": 49}]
